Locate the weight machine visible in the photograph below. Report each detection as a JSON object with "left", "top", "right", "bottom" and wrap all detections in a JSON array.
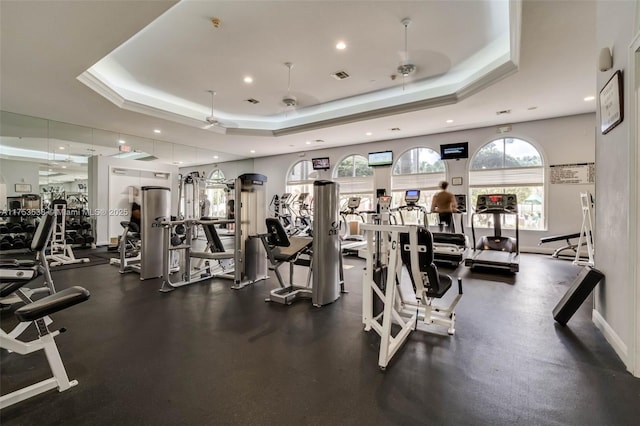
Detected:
[
  {"left": 361, "top": 223, "right": 463, "bottom": 370},
  {"left": 46, "top": 200, "right": 89, "bottom": 267}
]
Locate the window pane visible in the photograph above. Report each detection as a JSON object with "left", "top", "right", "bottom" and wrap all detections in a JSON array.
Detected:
[
  {"left": 470, "top": 139, "right": 505, "bottom": 170},
  {"left": 353, "top": 155, "right": 373, "bottom": 176},
  {"left": 504, "top": 138, "right": 542, "bottom": 166},
  {"left": 470, "top": 186, "right": 544, "bottom": 230},
  {"left": 418, "top": 148, "right": 445, "bottom": 173},
  {"left": 288, "top": 160, "right": 313, "bottom": 182},
  {"left": 336, "top": 156, "right": 353, "bottom": 177}
]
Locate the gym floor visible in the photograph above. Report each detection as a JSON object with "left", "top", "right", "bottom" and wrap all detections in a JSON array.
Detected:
[{"left": 1, "top": 251, "right": 639, "bottom": 425}]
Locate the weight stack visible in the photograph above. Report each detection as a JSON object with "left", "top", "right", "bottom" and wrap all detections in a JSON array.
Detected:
[{"left": 553, "top": 266, "right": 604, "bottom": 326}]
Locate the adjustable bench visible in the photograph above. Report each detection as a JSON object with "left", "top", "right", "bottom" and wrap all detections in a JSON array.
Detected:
[
  {"left": 539, "top": 232, "right": 589, "bottom": 259},
  {"left": 0, "top": 279, "right": 90, "bottom": 409}
]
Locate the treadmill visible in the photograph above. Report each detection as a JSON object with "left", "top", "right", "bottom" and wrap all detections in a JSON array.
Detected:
[
  {"left": 431, "top": 194, "right": 469, "bottom": 266},
  {"left": 465, "top": 193, "right": 519, "bottom": 273}
]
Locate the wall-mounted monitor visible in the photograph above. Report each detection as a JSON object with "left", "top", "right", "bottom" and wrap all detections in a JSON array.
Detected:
[
  {"left": 440, "top": 142, "right": 469, "bottom": 160},
  {"left": 368, "top": 151, "right": 393, "bottom": 167},
  {"left": 312, "top": 157, "right": 331, "bottom": 170}
]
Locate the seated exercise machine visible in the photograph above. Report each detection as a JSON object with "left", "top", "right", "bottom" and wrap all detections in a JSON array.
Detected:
[
  {"left": 158, "top": 217, "right": 235, "bottom": 292},
  {"left": 259, "top": 180, "right": 344, "bottom": 306},
  {"left": 465, "top": 193, "right": 519, "bottom": 273},
  {"left": 361, "top": 223, "right": 463, "bottom": 370},
  {"left": 0, "top": 262, "right": 90, "bottom": 409},
  {"left": 258, "top": 217, "right": 314, "bottom": 304},
  {"left": 109, "top": 220, "right": 141, "bottom": 273}
]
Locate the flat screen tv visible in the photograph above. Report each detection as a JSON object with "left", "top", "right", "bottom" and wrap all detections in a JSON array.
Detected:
[
  {"left": 368, "top": 151, "right": 393, "bottom": 167},
  {"left": 312, "top": 157, "right": 331, "bottom": 170},
  {"left": 440, "top": 142, "right": 469, "bottom": 160}
]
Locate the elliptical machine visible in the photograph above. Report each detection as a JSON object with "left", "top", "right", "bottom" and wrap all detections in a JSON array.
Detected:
[{"left": 391, "top": 190, "right": 429, "bottom": 226}]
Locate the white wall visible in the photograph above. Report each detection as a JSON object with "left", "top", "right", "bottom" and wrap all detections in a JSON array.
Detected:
[
  {"left": 178, "top": 159, "right": 255, "bottom": 182},
  {"left": 89, "top": 156, "right": 179, "bottom": 245},
  {"left": 594, "top": 0, "right": 637, "bottom": 375},
  {"left": 253, "top": 113, "right": 595, "bottom": 252},
  {"left": 0, "top": 158, "right": 40, "bottom": 205}
]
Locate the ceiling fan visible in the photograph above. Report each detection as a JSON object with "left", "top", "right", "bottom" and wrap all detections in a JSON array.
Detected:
[
  {"left": 282, "top": 62, "right": 298, "bottom": 113},
  {"left": 397, "top": 18, "right": 417, "bottom": 90},
  {"left": 202, "top": 90, "right": 236, "bottom": 129}
]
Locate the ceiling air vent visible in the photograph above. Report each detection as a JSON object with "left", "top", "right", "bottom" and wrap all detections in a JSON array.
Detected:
[
  {"left": 245, "top": 98, "right": 260, "bottom": 104},
  {"left": 331, "top": 71, "right": 350, "bottom": 80},
  {"left": 496, "top": 109, "right": 511, "bottom": 115}
]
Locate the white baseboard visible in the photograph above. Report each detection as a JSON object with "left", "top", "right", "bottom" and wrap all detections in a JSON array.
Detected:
[{"left": 592, "top": 309, "right": 629, "bottom": 370}]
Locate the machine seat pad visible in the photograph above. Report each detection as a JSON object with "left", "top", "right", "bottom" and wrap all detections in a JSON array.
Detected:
[
  {"left": 15, "top": 286, "right": 90, "bottom": 322},
  {"left": 432, "top": 232, "right": 467, "bottom": 247},
  {"left": 190, "top": 251, "right": 234, "bottom": 260},
  {"left": 1, "top": 279, "right": 35, "bottom": 297},
  {"left": 0, "top": 259, "right": 36, "bottom": 268},
  {"left": 121, "top": 221, "right": 140, "bottom": 233},
  {"left": 272, "top": 237, "right": 312, "bottom": 262}
]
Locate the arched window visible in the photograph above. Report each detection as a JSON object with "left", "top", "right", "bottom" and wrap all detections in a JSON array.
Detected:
[
  {"left": 469, "top": 137, "right": 545, "bottom": 230},
  {"left": 333, "top": 154, "right": 374, "bottom": 211},
  {"left": 205, "top": 169, "right": 228, "bottom": 218},
  {"left": 285, "top": 160, "right": 317, "bottom": 207},
  {"left": 391, "top": 147, "right": 446, "bottom": 223}
]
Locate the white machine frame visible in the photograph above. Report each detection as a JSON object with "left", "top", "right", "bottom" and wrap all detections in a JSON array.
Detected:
[
  {"left": 361, "top": 223, "right": 463, "bottom": 370},
  {"left": 159, "top": 218, "right": 235, "bottom": 292},
  {"left": 46, "top": 200, "right": 89, "bottom": 267},
  {"left": 574, "top": 192, "right": 595, "bottom": 267}
]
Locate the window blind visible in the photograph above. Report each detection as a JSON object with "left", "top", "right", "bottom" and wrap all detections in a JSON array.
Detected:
[
  {"left": 469, "top": 167, "right": 543, "bottom": 187},
  {"left": 391, "top": 172, "right": 445, "bottom": 191}
]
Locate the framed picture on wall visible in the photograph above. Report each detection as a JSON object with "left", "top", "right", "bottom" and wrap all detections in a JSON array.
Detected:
[
  {"left": 599, "top": 70, "right": 623, "bottom": 134},
  {"left": 451, "top": 177, "right": 463, "bottom": 186},
  {"left": 15, "top": 183, "right": 31, "bottom": 193}
]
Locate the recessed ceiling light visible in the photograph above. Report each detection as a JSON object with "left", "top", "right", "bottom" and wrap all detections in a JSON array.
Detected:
[
  {"left": 250, "top": 150, "right": 256, "bottom": 153},
  {"left": 305, "top": 141, "right": 311, "bottom": 145},
  {"left": 584, "top": 96, "right": 595, "bottom": 101},
  {"left": 213, "top": 155, "right": 218, "bottom": 159},
  {"left": 59, "top": 146, "right": 65, "bottom": 150},
  {"left": 153, "top": 129, "right": 161, "bottom": 134},
  {"left": 365, "top": 132, "right": 373, "bottom": 136},
  {"left": 244, "top": 76, "right": 253, "bottom": 84},
  {"left": 118, "top": 139, "right": 126, "bottom": 144},
  {"left": 336, "top": 41, "right": 346, "bottom": 50},
  {"left": 446, "top": 119, "right": 454, "bottom": 124},
  {"left": 62, "top": 165, "right": 67, "bottom": 169}
]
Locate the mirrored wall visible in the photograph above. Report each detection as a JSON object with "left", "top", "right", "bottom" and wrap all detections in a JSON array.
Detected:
[{"left": 0, "top": 111, "right": 220, "bottom": 210}]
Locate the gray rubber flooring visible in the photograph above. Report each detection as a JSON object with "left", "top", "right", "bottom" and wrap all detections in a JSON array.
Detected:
[{"left": 1, "top": 252, "right": 639, "bottom": 425}]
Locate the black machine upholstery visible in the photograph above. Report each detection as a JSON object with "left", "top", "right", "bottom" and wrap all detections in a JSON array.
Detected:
[
  {"left": 399, "top": 227, "right": 452, "bottom": 298},
  {"left": 201, "top": 216, "right": 227, "bottom": 253},
  {"left": 264, "top": 218, "right": 312, "bottom": 262},
  {"left": 32, "top": 212, "right": 56, "bottom": 251},
  {"left": 0, "top": 279, "right": 34, "bottom": 297},
  {"left": 14, "top": 286, "right": 90, "bottom": 322}
]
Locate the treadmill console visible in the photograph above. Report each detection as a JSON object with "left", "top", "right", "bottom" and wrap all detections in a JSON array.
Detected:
[
  {"left": 455, "top": 194, "right": 467, "bottom": 213},
  {"left": 404, "top": 190, "right": 420, "bottom": 206},
  {"left": 475, "top": 194, "right": 518, "bottom": 213},
  {"left": 347, "top": 197, "right": 361, "bottom": 209}
]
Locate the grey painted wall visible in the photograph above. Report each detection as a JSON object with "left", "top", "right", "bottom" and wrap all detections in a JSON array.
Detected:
[{"left": 595, "top": 0, "right": 637, "bottom": 373}]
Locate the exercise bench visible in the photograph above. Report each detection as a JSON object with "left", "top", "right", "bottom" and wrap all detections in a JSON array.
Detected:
[{"left": 0, "top": 279, "right": 90, "bottom": 409}]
